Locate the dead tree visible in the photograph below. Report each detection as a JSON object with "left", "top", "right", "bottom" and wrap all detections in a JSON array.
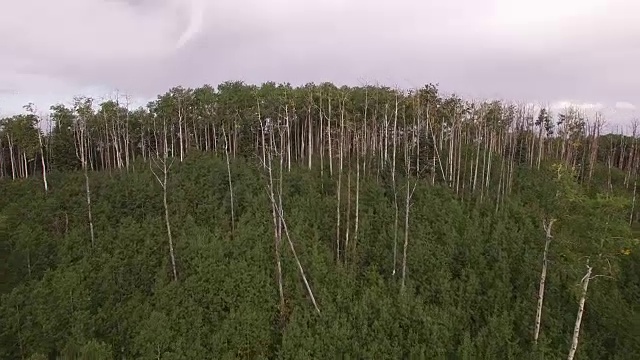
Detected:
[
  {"left": 567, "top": 260, "right": 593, "bottom": 360},
  {"left": 261, "top": 117, "right": 285, "bottom": 316},
  {"left": 262, "top": 119, "right": 320, "bottom": 314},
  {"left": 24, "top": 103, "right": 49, "bottom": 193},
  {"left": 73, "top": 98, "right": 95, "bottom": 247},
  {"left": 391, "top": 94, "right": 400, "bottom": 276},
  {"left": 534, "top": 218, "right": 556, "bottom": 344},
  {"left": 151, "top": 118, "right": 178, "bottom": 282},
  {"left": 400, "top": 108, "right": 418, "bottom": 291},
  {"left": 567, "top": 256, "right": 613, "bottom": 360},
  {"left": 222, "top": 127, "right": 235, "bottom": 236}
]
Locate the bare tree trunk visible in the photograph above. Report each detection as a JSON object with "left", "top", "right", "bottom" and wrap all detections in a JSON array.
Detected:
[
  {"left": 631, "top": 180, "right": 637, "bottom": 226},
  {"left": 275, "top": 193, "right": 321, "bottom": 314},
  {"left": 222, "top": 127, "right": 235, "bottom": 236},
  {"left": 567, "top": 262, "right": 593, "bottom": 360},
  {"left": 83, "top": 161, "right": 95, "bottom": 247},
  {"left": 285, "top": 104, "right": 292, "bottom": 171},
  {"left": 38, "top": 121, "right": 48, "bottom": 193},
  {"left": 391, "top": 96, "right": 399, "bottom": 276},
  {"left": 327, "top": 100, "right": 333, "bottom": 177},
  {"left": 151, "top": 119, "right": 178, "bottom": 282},
  {"left": 401, "top": 173, "right": 416, "bottom": 290},
  {"left": 335, "top": 100, "right": 344, "bottom": 263},
  {"left": 344, "top": 135, "right": 352, "bottom": 264},
  {"left": 7, "top": 134, "right": 16, "bottom": 180},
  {"left": 534, "top": 218, "right": 556, "bottom": 344},
  {"left": 308, "top": 105, "right": 313, "bottom": 170},
  {"left": 74, "top": 110, "right": 95, "bottom": 247},
  {"left": 319, "top": 101, "right": 325, "bottom": 179},
  {"left": 264, "top": 121, "right": 320, "bottom": 313},
  {"left": 0, "top": 137, "right": 4, "bottom": 179},
  {"left": 178, "top": 104, "right": 184, "bottom": 162},
  {"left": 352, "top": 133, "right": 361, "bottom": 261},
  {"left": 401, "top": 110, "right": 417, "bottom": 290},
  {"left": 262, "top": 118, "right": 285, "bottom": 316}
]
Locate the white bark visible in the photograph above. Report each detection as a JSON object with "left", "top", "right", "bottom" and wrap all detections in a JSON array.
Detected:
[
  {"left": 74, "top": 110, "right": 95, "bottom": 247},
  {"left": 352, "top": 133, "right": 361, "bottom": 260},
  {"left": 262, "top": 118, "right": 285, "bottom": 314},
  {"left": 391, "top": 96, "right": 399, "bottom": 276},
  {"left": 274, "top": 190, "right": 321, "bottom": 314},
  {"left": 336, "top": 100, "right": 344, "bottom": 262},
  {"left": 7, "top": 134, "right": 16, "bottom": 180},
  {"left": 38, "top": 128, "right": 48, "bottom": 193},
  {"left": 222, "top": 127, "right": 235, "bottom": 235},
  {"left": 151, "top": 119, "right": 178, "bottom": 282},
  {"left": 630, "top": 180, "right": 637, "bottom": 226},
  {"left": 262, "top": 121, "right": 320, "bottom": 314},
  {"left": 567, "top": 262, "right": 593, "bottom": 360},
  {"left": 534, "top": 218, "right": 556, "bottom": 344},
  {"left": 401, "top": 110, "right": 417, "bottom": 290}
]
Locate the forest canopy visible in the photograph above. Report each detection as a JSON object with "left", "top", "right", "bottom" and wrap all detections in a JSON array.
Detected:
[{"left": 1, "top": 81, "right": 639, "bottom": 359}]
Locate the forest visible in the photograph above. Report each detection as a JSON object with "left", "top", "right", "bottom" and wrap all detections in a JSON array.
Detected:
[{"left": 1, "top": 81, "right": 639, "bottom": 359}]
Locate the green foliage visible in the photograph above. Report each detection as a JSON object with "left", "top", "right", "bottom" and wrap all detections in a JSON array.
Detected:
[{"left": 1, "top": 151, "right": 639, "bottom": 359}]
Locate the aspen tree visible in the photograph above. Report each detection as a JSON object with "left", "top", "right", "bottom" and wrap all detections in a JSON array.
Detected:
[
  {"left": 625, "top": 120, "right": 638, "bottom": 188},
  {"left": 352, "top": 131, "right": 361, "bottom": 261},
  {"left": 222, "top": 127, "right": 235, "bottom": 236},
  {"left": 24, "top": 103, "right": 48, "bottom": 193},
  {"left": 327, "top": 97, "right": 333, "bottom": 177},
  {"left": 262, "top": 118, "right": 320, "bottom": 314},
  {"left": 534, "top": 218, "right": 556, "bottom": 344},
  {"left": 318, "top": 95, "right": 325, "bottom": 179},
  {"left": 274, "top": 193, "right": 321, "bottom": 314},
  {"left": 73, "top": 97, "right": 96, "bottom": 247},
  {"left": 335, "top": 95, "right": 345, "bottom": 262},
  {"left": 566, "top": 260, "right": 593, "bottom": 360},
  {"left": 307, "top": 94, "right": 313, "bottom": 170},
  {"left": 6, "top": 131, "right": 16, "bottom": 180},
  {"left": 391, "top": 93, "right": 400, "bottom": 276},
  {"left": 177, "top": 92, "right": 185, "bottom": 163},
  {"left": 401, "top": 104, "right": 418, "bottom": 290},
  {"left": 261, "top": 117, "right": 285, "bottom": 316},
  {"left": 123, "top": 94, "right": 132, "bottom": 170},
  {"left": 150, "top": 117, "right": 178, "bottom": 282},
  {"left": 0, "top": 136, "right": 4, "bottom": 178},
  {"left": 631, "top": 180, "right": 637, "bottom": 226},
  {"left": 344, "top": 132, "right": 352, "bottom": 264}
]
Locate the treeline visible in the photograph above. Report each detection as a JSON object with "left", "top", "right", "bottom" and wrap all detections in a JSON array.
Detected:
[
  {"left": 1, "top": 82, "right": 639, "bottom": 191},
  {"left": 1, "top": 82, "right": 639, "bottom": 359}
]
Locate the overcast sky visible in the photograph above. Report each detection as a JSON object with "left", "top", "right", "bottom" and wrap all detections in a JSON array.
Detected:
[{"left": 0, "top": 0, "right": 638, "bottom": 127}]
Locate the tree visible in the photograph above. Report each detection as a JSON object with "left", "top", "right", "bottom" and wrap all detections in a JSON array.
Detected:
[
  {"left": 73, "top": 97, "right": 96, "bottom": 247},
  {"left": 23, "top": 103, "right": 48, "bottom": 193},
  {"left": 150, "top": 116, "right": 178, "bottom": 282}
]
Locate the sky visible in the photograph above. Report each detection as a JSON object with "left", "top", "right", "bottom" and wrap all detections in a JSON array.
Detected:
[{"left": 0, "top": 0, "right": 638, "bottom": 129}]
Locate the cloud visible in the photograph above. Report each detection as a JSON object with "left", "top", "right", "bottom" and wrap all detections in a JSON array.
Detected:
[
  {"left": 175, "top": 0, "right": 206, "bottom": 49},
  {"left": 0, "top": 0, "right": 639, "bottom": 123},
  {"left": 550, "top": 101, "right": 604, "bottom": 111},
  {"left": 0, "top": 0, "right": 188, "bottom": 63},
  {"left": 616, "top": 101, "right": 636, "bottom": 110},
  {"left": 0, "top": 0, "right": 201, "bottom": 113}
]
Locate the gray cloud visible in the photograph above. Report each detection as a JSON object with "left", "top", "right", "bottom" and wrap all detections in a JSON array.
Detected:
[{"left": 0, "top": 0, "right": 638, "bottom": 122}]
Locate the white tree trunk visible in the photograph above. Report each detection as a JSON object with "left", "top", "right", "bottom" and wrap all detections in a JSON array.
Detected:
[
  {"left": 222, "top": 128, "right": 235, "bottom": 236},
  {"left": 151, "top": 120, "right": 178, "bottom": 282},
  {"left": 75, "top": 120, "right": 95, "bottom": 247},
  {"left": 534, "top": 218, "right": 555, "bottom": 343},
  {"left": 391, "top": 96, "right": 399, "bottom": 276},
  {"left": 567, "top": 262, "right": 593, "bottom": 360},
  {"left": 37, "top": 129, "right": 48, "bottom": 193},
  {"left": 7, "top": 134, "right": 16, "bottom": 180},
  {"left": 262, "top": 118, "right": 285, "bottom": 314}
]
